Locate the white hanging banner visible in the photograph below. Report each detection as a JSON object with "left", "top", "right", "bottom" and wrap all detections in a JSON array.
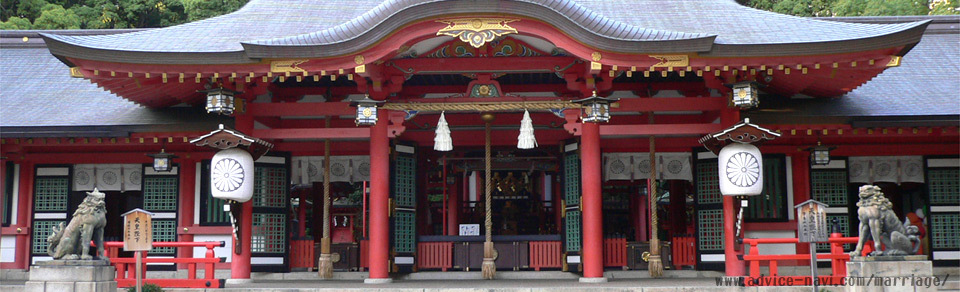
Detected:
[
  {"left": 660, "top": 153, "right": 693, "bottom": 182},
  {"left": 633, "top": 154, "right": 652, "bottom": 180},
  {"left": 603, "top": 153, "right": 633, "bottom": 181},
  {"left": 898, "top": 156, "right": 924, "bottom": 183},
  {"left": 96, "top": 165, "right": 123, "bottom": 191},
  {"left": 848, "top": 157, "right": 871, "bottom": 183},
  {"left": 122, "top": 164, "right": 142, "bottom": 191},
  {"left": 308, "top": 157, "right": 324, "bottom": 183},
  {"left": 73, "top": 164, "right": 96, "bottom": 191},
  {"left": 329, "top": 157, "right": 352, "bottom": 182},
  {"left": 352, "top": 156, "right": 371, "bottom": 182},
  {"left": 872, "top": 157, "right": 899, "bottom": 183}
]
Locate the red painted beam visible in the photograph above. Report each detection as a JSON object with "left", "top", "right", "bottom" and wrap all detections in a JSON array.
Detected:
[
  {"left": 614, "top": 97, "right": 726, "bottom": 112},
  {"left": 388, "top": 56, "right": 579, "bottom": 74},
  {"left": 247, "top": 102, "right": 354, "bottom": 117},
  {"left": 252, "top": 128, "right": 370, "bottom": 140},
  {"left": 598, "top": 123, "right": 723, "bottom": 137}
]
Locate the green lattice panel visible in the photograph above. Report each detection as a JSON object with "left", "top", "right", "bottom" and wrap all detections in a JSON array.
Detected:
[
  {"left": 811, "top": 170, "right": 849, "bottom": 207},
  {"left": 252, "top": 213, "right": 286, "bottom": 253},
  {"left": 698, "top": 209, "right": 724, "bottom": 251},
  {"left": 205, "top": 196, "right": 230, "bottom": 224},
  {"left": 817, "top": 215, "right": 851, "bottom": 251},
  {"left": 696, "top": 161, "right": 721, "bottom": 205},
  {"left": 32, "top": 220, "right": 63, "bottom": 254},
  {"left": 564, "top": 154, "right": 580, "bottom": 205},
  {"left": 565, "top": 210, "right": 581, "bottom": 252},
  {"left": 931, "top": 213, "right": 960, "bottom": 249},
  {"left": 394, "top": 156, "right": 416, "bottom": 208},
  {"left": 745, "top": 158, "right": 785, "bottom": 221},
  {"left": 34, "top": 177, "right": 69, "bottom": 212},
  {"left": 152, "top": 220, "right": 177, "bottom": 254},
  {"left": 143, "top": 177, "right": 178, "bottom": 211},
  {"left": 929, "top": 169, "right": 960, "bottom": 205},
  {"left": 394, "top": 211, "right": 416, "bottom": 253},
  {"left": 254, "top": 167, "right": 286, "bottom": 208}
]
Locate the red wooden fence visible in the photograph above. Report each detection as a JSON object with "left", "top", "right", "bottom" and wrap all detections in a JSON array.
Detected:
[
  {"left": 290, "top": 239, "right": 315, "bottom": 270},
  {"left": 100, "top": 241, "right": 225, "bottom": 289},
  {"left": 742, "top": 233, "right": 862, "bottom": 286},
  {"left": 528, "top": 241, "right": 562, "bottom": 271},
  {"left": 671, "top": 236, "right": 696, "bottom": 269},
  {"left": 416, "top": 242, "right": 453, "bottom": 271},
  {"left": 602, "top": 237, "right": 627, "bottom": 268}
]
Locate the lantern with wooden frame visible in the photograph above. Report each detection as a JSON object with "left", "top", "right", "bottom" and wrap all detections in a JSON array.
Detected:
[
  {"left": 806, "top": 142, "right": 836, "bottom": 166},
  {"left": 572, "top": 91, "right": 619, "bottom": 123},
  {"left": 200, "top": 87, "right": 240, "bottom": 115},
  {"left": 731, "top": 81, "right": 759, "bottom": 109},
  {"left": 147, "top": 149, "right": 177, "bottom": 172},
  {"left": 350, "top": 94, "right": 385, "bottom": 126}
]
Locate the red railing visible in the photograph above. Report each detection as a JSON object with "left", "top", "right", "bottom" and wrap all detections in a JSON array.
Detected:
[
  {"left": 528, "top": 241, "right": 562, "bottom": 271},
  {"left": 603, "top": 237, "right": 627, "bottom": 268},
  {"left": 742, "top": 233, "right": 859, "bottom": 286},
  {"left": 416, "top": 242, "right": 453, "bottom": 271},
  {"left": 672, "top": 236, "right": 696, "bottom": 269},
  {"left": 290, "top": 239, "right": 315, "bottom": 270},
  {"left": 99, "top": 241, "right": 225, "bottom": 289}
]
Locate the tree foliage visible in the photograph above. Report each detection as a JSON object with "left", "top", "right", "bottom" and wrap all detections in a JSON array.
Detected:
[
  {"left": 741, "top": 0, "right": 958, "bottom": 16},
  {"left": 1, "top": 0, "right": 248, "bottom": 29}
]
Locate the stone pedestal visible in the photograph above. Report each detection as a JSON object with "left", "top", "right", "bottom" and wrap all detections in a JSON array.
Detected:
[
  {"left": 25, "top": 260, "right": 116, "bottom": 292},
  {"left": 846, "top": 256, "right": 934, "bottom": 292}
]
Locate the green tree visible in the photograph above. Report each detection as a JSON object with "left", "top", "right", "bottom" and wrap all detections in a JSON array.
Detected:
[
  {"left": 833, "top": 0, "right": 929, "bottom": 16},
  {"left": 930, "top": 0, "right": 960, "bottom": 14},
  {"left": 33, "top": 4, "right": 81, "bottom": 29},
  {"left": 16, "top": 0, "right": 49, "bottom": 20},
  {"left": 182, "top": 0, "right": 247, "bottom": 21},
  {"left": 0, "top": 16, "right": 33, "bottom": 29}
]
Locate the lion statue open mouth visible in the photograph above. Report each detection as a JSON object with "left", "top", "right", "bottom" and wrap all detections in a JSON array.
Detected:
[
  {"left": 850, "top": 185, "right": 920, "bottom": 257},
  {"left": 47, "top": 188, "right": 107, "bottom": 260}
]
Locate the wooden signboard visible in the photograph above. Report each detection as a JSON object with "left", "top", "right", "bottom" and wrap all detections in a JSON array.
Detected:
[
  {"left": 796, "top": 200, "right": 829, "bottom": 243},
  {"left": 122, "top": 208, "right": 154, "bottom": 251}
]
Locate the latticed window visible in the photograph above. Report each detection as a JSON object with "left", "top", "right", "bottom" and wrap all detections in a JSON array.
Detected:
[
  {"left": 251, "top": 213, "right": 285, "bottom": 253},
  {"left": 811, "top": 170, "right": 848, "bottom": 207},
  {"left": 565, "top": 211, "right": 581, "bottom": 252},
  {"left": 564, "top": 154, "right": 581, "bottom": 205},
  {"left": 253, "top": 167, "right": 286, "bottom": 208},
  {"left": 394, "top": 156, "right": 416, "bottom": 208},
  {"left": 698, "top": 209, "right": 723, "bottom": 251},
  {"left": 817, "top": 215, "right": 851, "bottom": 251},
  {"left": 34, "top": 177, "right": 69, "bottom": 212},
  {"left": 394, "top": 212, "right": 416, "bottom": 253},
  {"left": 696, "top": 161, "right": 721, "bottom": 205},
  {"left": 32, "top": 220, "right": 63, "bottom": 254},
  {"left": 744, "top": 157, "right": 787, "bottom": 221},
  {"left": 931, "top": 213, "right": 960, "bottom": 249},
  {"left": 143, "top": 177, "right": 178, "bottom": 211},
  {"left": 200, "top": 161, "right": 230, "bottom": 225},
  {"left": 151, "top": 220, "right": 177, "bottom": 254},
  {"left": 929, "top": 169, "right": 959, "bottom": 205}
]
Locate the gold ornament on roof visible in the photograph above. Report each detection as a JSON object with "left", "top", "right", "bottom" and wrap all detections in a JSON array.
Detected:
[
  {"left": 650, "top": 55, "right": 689, "bottom": 67},
  {"left": 437, "top": 18, "right": 519, "bottom": 48},
  {"left": 270, "top": 59, "right": 309, "bottom": 73}
]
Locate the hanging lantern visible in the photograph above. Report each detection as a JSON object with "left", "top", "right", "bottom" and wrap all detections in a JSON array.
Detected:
[
  {"left": 572, "top": 91, "right": 619, "bottom": 123},
  {"left": 732, "top": 81, "right": 759, "bottom": 109},
  {"left": 210, "top": 148, "right": 255, "bottom": 203},
  {"left": 434, "top": 111, "right": 453, "bottom": 151},
  {"left": 807, "top": 142, "right": 836, "bottom": 166},
  {"left": 200, "top": 87, "right": 240, "bottom": 115},
  {"left": 350, "top": 94, "right": 385, "bottom": 126},
  {"left": 517, "top": 109, "right": 537, "bottom": 149},
  {"left": 147, "top": 149, "right": 177, "bottom": 172},
  {"left": 718, "top": 143, "right": 764, "bottom": 196}
]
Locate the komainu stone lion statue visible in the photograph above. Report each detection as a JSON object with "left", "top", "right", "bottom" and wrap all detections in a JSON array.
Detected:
[
  {"left": 48, "top": 188, "right": 107, "bottom": 260},
  {"left": 850, "top": 185, "right": 920, "bottom": 257}
]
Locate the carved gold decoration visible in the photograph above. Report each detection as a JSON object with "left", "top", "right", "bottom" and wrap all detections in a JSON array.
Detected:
[
  {"left": 650, "top": 55, "right": 689, "bottom": 67},
  {"left": 270, "top": 59, "right": 309, "bottom": 73},
  {"left": 437, "top": 18, "right": 519, "bottom": 48},
  {"left": 69, "top": 67, "right": 84, "bottom": 78},
  {"left": 355, "top": 65, "right": 366, "bottom": 74},
  {"left": 886, "top": 56, "right": 901, "bottom": 67},
  {"left": 590, "top": 62, "right": 602, "bottom": 71},
  {"left": 591, "top": 52, "right": 602, "bottom": 62},
  {"left": 354, "top": 55, "right": 365, "bottom": 65}
]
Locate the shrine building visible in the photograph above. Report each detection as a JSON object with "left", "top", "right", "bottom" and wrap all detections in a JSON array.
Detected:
[{"left": 1, "top": 0, "right": 958, "bottom": 284}]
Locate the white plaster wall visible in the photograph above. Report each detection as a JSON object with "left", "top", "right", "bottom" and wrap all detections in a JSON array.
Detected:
[
  {"left": 193, "top": 234, "right": 232, "bottom": 263},
  {"left": 0, "top": 235, "right": 16, "bottom": 262},
  {"left": 744, "top": 230, "right": 797, "bottom": 255}
]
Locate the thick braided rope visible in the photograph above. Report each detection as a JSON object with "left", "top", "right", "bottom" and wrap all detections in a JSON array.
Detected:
[
  {"left": 381, "top": 101, "right": 581, "bottom": 113},
  {"left": 485, "top": 122, "right": 493, "bottom": 241},
  {"left": 649, "top": 135, "right": 660, "bottom": 253},
  {"left": 322, "top": 138, "right": 331, "bottom": 239}
]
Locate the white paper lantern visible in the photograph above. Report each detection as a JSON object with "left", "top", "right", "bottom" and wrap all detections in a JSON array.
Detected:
[
  {"left": 211, "top": 148, "right": 255, "bottom": 203},
  {"left": 718, "top": 143, "right": 763, "bottom": 196}
]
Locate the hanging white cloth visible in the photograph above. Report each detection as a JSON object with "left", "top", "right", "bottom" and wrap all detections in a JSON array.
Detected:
[
  {"left": 872, "top": 157, "right": 899, "bottom": 183},
  {"left": 517, "top": 110, "right": 537, "bottom": 149},
  {"left": 659, "top": 153, "right": 693, "bottom": 182},
  {"left": 898, "top": 156, "right": 925, "bottom": 183},
  {"left": 96, "top": 165, "right": 122, "bottom": 191},
  {"left": 121, "top": 164, "right": 142, "bottom": 191},
  {"left": 603, "top": 153, "right": 633, "bottom": 181},
  {"left": 73, "top": 164, "right": 96, "bottom": 191},
  {"left": 352, "top": 156, "right": 371, "bottom": 182},
  {"left": 848, "top": 157, "right": 871, "bottom": 183},
  {"left": 329, "top": 157, "right": 352, "bottom": 182},
  {"left": 434, "top": 111, "right": 453, "bottom": 151}
]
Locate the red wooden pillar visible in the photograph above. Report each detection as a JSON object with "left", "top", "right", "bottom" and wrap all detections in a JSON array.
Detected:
[
  {"left": 366, "top": 109, "right": 391, "bottom": 283},
  {"left": 446, "top": 178, "right": 459, "bottom": 236},
  {"left": 297, "top": 190, "right": 307, "bottom": 237},
  {"left": 15, "top": 161, "right": 34, "bottom": 269},
  {"left": 231, "top": 114, "right": 254, "bottom": 281},
  {"left": 720, "top": 108, "right": 745, "bottom": 276},
  {"left": 579, "top": 122, "right": 605, "bottom": 281},
  {"left": 791, "top": 152, "right": 812, "bottom": 264},
  {"left": 178, "top": 159, "right": 197, "bottom": 268}
]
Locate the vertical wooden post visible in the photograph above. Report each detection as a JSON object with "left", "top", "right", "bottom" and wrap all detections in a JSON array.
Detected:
[
  {"left": 365, "top": 109, "right": 391, "bottom": 283},
  {"left": 230, "top": 113, "right": 254, "bottom": 281},
  {"left": 721, "top": 107, "right": 745, "bottom": 276},
  {"left": 135, "top": 251, "right": 143, "bottom": 292},
  {"left": 15, "top": 161, "right": 34, "bottom": 269},
  {"left": 178, "top": 159, "right": 196, "bottom": 269},
  {"left": 580, "top": 122, "right": 605, "bottom": 281}
]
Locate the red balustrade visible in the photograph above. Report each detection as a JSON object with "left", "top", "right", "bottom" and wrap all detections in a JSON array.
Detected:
[
  {"left": 289, "top": 239, "right": 315, "bottom": 270},
  {"left": 742, "top": 233, "right": 863, "bottom": 286},
  {"left": 672, "top": 236, "right": 696, "bottom": 269},
  {"left": 416, "top": 242, "right": 453, "bottom": 271},
  {"left": 528, "top": 241, "right": 562, "bottom": 271},
  {"left": 602, "top": 237, "right": 627, "bottom": 268},
  {"left": 97, "top": 241, "right": 225, "bottom": 288}
]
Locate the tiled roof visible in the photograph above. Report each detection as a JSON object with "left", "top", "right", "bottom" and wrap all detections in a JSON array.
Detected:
[
  {"left": 38, "top": 0, "right": 928, "bottom": 64},
  {"left": 0, "top": 46, "right": 227, "bottom": 137}
]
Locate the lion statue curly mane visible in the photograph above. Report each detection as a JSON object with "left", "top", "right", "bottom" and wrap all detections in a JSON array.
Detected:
[
  {"left": 850, "top": 185, "right": 920, "bottom": 257},
  {"left": 47, "top": 188, "right": 107, "bottom": 260}
]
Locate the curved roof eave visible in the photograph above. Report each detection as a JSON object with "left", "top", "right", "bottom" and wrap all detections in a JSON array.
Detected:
[
  {"left": 40, "top": 33, "right": 255, "bottom": 65},
  {"left": 704, "top": 20, "right": 930, "bottom": 57}
]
